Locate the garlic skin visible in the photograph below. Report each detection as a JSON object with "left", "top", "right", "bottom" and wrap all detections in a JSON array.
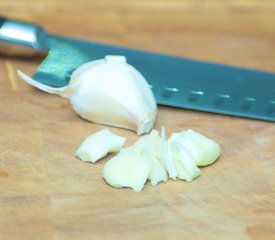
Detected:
[
  {"left": 76, "top": 128, "right": 126, "bottom": 163},
  {"left": 102, "top": 149, "right": 151, "bottom": 192},
  {"left": 170, "top": 129, "right": 221, "bottom": 166},
  {"left": 17, "top": 55, "right": 157, "bottom": 135}
]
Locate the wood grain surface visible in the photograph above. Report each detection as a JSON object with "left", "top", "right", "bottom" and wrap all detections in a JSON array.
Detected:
[{"left": 0, "top": 1, "right": 275, "bottom": 239}]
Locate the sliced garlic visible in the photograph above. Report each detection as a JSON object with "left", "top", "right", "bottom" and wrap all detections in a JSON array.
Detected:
[
  {"left": 169, "top": 142, "right": 201, "bottom": 181},
  {"left": 131, "top": 127, "right": 177, "bottom": 181},
  {"left": 130, "top": 144, "right": 168, "bottom": 187},
  {"left": 102, "top": 149, "right": 151, "bottom": 192},
  {"left": 76, "top": 126, "right": 221, "bottom": 192},
  {"left": 133, "top": 129, "right": 164, "bottom": 161},
  {"left": 18, "top": 55, "right": 157, "bottom": 135},
  {"left": 126, "top": 130, "right": 167, "bottom": 186},
  {"left": 170, "top": 129, "right": 221, "bottom": 166},
  {"left": 145, "top": 150, "right": 168, "bottom": 186},
  {"left": 76, "top": 128, "right": 126, "bottom": 163},
  {"left": 160, "top": 127, "right": 178, "bottom": 180}
]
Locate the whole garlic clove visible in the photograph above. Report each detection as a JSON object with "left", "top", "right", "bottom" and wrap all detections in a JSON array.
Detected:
[
  {"left": 76, "top": 128, "right": 126, "bottom": 163},
  {"left": 17, "top": 55, "right": 157, "bottom": 135},
  {"left": 102, "top": 149, "right": 151, "bottom": 192},
  {"left": 170, "top": 129, "right": 221, "bottom": 166}
]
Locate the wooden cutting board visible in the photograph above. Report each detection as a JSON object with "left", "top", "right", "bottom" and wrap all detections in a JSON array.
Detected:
[{"left": 0, "top": 1, "right": 275, "bottom": 239}]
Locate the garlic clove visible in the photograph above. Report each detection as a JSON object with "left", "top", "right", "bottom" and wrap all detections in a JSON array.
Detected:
[
  {"left": 102, "top": 149, "right": 151, "bottom": 192},
  {"left": 72, "top": 91, "right": 138, "bottom": 131},
  {"left": 68, "top": 59, "right": 105, "bottom": 86},
  {"left": 18, "top": 55, "right": 157, "bottom": 135},
  {"left": 169, "top": 142, "right": 201, "bottom": 181},
  {"left": 69, "top": 56, "right": 156, "bottom": 135},
  {"left": 160, "top": 127, "right": 178, "bottom": 180},
  {"left": 76, "top": 128, "right": 126, "bottom": 163},
  {"left": 170, "top": 129, "right": 221, "bottom": 166},
  {"left": 127, "top": 64, "right": 156, "bottom": 113}
]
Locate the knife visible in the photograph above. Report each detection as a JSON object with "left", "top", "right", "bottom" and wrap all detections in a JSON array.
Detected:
[{"left": 0, "top": 16, "right": 274, "bottom": 122}]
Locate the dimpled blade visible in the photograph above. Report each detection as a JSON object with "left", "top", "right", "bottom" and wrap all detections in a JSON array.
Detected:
[{"left": 32, "top": 34, "right": 275, "bottom": 122}]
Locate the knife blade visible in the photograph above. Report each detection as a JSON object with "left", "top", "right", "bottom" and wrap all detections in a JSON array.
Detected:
[{"left": 1, "top": 17, "right": 275, "bottom": 121}]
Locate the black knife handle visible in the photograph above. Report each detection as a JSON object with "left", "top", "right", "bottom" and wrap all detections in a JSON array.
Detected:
[
  {"left": 0, "top": 16, "right": 6, "bottom": 28},
  {"left": 0, "top": 16, "right": 48, "bottom": 56}
]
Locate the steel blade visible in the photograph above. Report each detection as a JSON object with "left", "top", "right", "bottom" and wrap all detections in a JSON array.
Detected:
[{"left": 32, "top": 34, "right": 275, "bottom": 122}]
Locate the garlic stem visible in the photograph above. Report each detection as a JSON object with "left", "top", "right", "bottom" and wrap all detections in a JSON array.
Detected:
[{"left": 17, "top": 70, "right": 70, "bottom": 98}]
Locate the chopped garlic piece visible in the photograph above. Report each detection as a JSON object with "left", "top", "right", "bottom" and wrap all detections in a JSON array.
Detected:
[
  {"left": 76, "top": 128, "right": 126, "bottom": 163},
  {"left": 130, "top": 146, "right": 168, "bottom": 187},
  {"left": 169, "top": 142, "right": 201, "bottom": 181},
  {"left": 77, "top": 126, "right": 221, "bottom": 192},
  {"left": 161, "top": 127, "right": 178, "bottom": 180},
  {"left": 127, "top": 130, "right": 167, "bottom": 186},
  {"left": 131, "top": 127, "right": 178, "bottom": 181},
  {"left": 132, "top": 129, "right": 163, "bottom": 161},
  {"left": 170, "top": 129, "right": 221, "bottom": 166},
  {"left": 145, "top": 151, "right": 168, "bottom": 186},
  {"left": 102, "top": 149, "right": 151, "bottom": 192}
]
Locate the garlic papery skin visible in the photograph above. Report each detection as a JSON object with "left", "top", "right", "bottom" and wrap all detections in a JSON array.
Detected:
[
  {"left": 102, "top": 149, "right": 151, "bottom": 192},
  {"left": 17, "top": 55, "right": 157, "bottom": 135},
  {"left": 170, "top": 129, "right": 221, "bottom": 166},
  {"left": 76, "top": 128, "right": 126, "bottom": 163}
]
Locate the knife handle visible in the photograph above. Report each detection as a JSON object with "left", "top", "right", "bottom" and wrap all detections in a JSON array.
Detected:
[{"left": 0, "top": 16, "right": 48, "bottom": 57}]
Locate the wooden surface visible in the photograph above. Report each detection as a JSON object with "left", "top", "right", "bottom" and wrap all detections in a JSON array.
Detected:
[{"left": 0, "top": 1, "right": 275, "bottom": 239}]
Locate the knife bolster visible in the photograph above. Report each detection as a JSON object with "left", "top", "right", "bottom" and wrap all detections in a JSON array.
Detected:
[{"left": 0, "top": 17, "right": 48, "bottom": 57}]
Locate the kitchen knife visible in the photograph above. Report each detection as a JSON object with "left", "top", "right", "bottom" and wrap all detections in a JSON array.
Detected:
[{"left": 0, "top": 16, "right": 274, "bottom": 122}]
